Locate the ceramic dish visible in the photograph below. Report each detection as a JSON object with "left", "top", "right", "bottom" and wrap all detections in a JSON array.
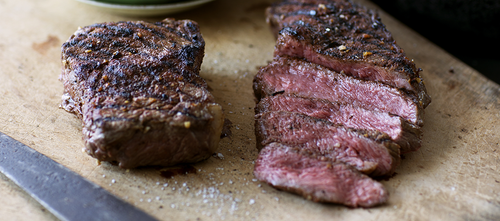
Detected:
[
  {"left": 75, "top": 0, "right": 214, "bottom": 16},
  {"left": 94, "top": 0, "right": 181, "bottom": 5}
]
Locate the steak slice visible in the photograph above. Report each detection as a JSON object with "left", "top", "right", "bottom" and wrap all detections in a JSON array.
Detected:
[
  {"left": 256, "top": 94, "right": 421, "bottom": 153},
  {"left": 254, "top": 142, "right": 388, "bottom": 207},
  {"left": 267, "top": 0, "right": 431, "bottom": 107},
  {"left": 255, "top": 111, "right": 400, "bottom": 177},
  {"left": 60, "top": 19, "right": 224, "bottom": 169},
  {"left": 254, "top": 56, "right": 423, "bottom": 126}
]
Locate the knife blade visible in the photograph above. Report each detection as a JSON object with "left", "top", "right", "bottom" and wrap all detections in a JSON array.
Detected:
[{"left": 0, "top": 132, "right": 158, "bottom": 221}]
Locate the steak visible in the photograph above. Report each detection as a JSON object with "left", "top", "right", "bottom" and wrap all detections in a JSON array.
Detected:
[
  {"left": 256, "top": 94, "right": 421, "bottom": 153},
  {"left": 253, "top": 0, "right": 431, "bottom": 206},
  {"left": 267, "top": 0, "right": 431, "bottom": 107},
  {"left": 255, "top": 111, "right": 400, "bottom": 177},
  {"left": 254, "top": 142, "right": 388, "bottom": 207},
  {"left": 60, "top": 19, "right": 224, "bottom": 169},
  {"left": 254, "top": 56, "right": 423, "bottom": 126}
]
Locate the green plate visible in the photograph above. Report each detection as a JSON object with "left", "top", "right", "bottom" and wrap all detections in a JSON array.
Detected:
[
  {"left": 75, "top": 0, "right": 214, "bottom": 16},
  {"left": 93, "top": 0, "right": 184, "bottom": 5}
]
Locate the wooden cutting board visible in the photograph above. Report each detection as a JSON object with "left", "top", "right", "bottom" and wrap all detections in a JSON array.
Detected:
[{"left": 1, "top": 0, "right": 499, "bottom": 220}]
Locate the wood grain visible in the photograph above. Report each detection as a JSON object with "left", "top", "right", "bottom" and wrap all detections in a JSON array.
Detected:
[{"left": 0, "top": 0, "right": 499, "bottom": 220}]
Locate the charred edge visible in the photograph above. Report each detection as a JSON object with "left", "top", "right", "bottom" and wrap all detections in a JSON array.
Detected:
[{"left": 279, "top": 27, "right": 416, "bottom": 78}]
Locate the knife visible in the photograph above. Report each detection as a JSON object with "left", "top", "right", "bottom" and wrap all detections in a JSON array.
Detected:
[{"left": 0, "top": 132, "right": 158, "bottom": 221}]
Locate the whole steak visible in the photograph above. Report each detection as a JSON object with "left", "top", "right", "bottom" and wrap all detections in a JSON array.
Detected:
[{"left": 60, "top": 19, "right": 224, "bottom": 169}]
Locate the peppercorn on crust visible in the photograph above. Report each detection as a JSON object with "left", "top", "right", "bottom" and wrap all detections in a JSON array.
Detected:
[
  {"left": 252, "top": 0, "right": 432, "bottom": 207},
  {"left": 268, "top": 0, "right": 431, "bottom": 107},
  {"left": 60, "top": 19, "right": 224, "bottom": 169}
]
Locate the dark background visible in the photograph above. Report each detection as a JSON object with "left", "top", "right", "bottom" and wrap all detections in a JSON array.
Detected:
[{"left": 371, "top": 0, "right": 500, "bottom": 84}]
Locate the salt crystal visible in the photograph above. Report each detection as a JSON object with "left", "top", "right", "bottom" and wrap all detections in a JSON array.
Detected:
[
  {"left": 156, "top": 196, "right": 160, "bottom": 200},
  {"left": 111, "top": 179, "right": 116, "bottom": 183},
  {"left": 156, "top": 182, "right": 160, "bottom": 185},
  {"left": 249, "top": 199, "right": 255, "bottom": 205},
  {"left": 102, "top": 175, "right": 106, "bottom": 178},
  {"left": 163, "top": 183, "right": 169, "bottom": 187},
  {"left": 147, "top": 199, "right": 152, "bottom": 203},
  {"left": 229, "top": 180, "right": 233, "bottom": 184},
  {"left": 142, "top": 191, "right": 146, "bottom": 194},
  {"left": 252, "top": 179, "right": 257, "bottom": 182},
  {"left": 171, "top": 204, "right": 176, "bottom": 208},
  {"left": 217, "top": 153, "right": 224, "bottom": 159}
]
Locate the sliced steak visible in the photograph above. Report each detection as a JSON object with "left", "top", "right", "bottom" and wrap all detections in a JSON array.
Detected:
[
  {"left": 255, "top": 111, "right": 400, "bottom": 177},
  {"left": 254, "top": 142, "right": 388, "bottom": 207},
  {"left": 256, "top": 94, "right": 421, "bottom": 153},
  {"left": 254, "top": 56, "right": 423, "bottom": 126},
  {"left": 267, "top": 0, "right": 431, "bottom": 107},
  {"left": 60, "top": 19, "right": 224, "bottom": 169}
]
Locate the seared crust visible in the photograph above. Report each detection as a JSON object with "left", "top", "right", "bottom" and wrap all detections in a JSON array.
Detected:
[
  {"left": 60, "top": 19, "right": 224, "bottom": 169},
  {"left": 252, "top": 0, "right": 429, "bottom": 207},
  {"left": 267, "top": 0, "right": 431, "bottom": 107}
]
